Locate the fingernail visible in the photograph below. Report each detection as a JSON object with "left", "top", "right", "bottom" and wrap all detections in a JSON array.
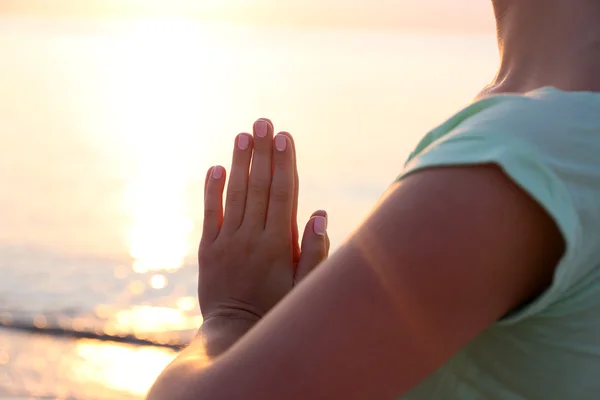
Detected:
[
  {"left": 254, "top": 120, "right": 268, "bottom": 138},
  {"left": 313, "top": 216, "right": 327, "bottom": 236},
  {"left": 212, "top": 166, "right": 223, "bottom": 179},
  {"left": 237, "top": 134, "right": 250, "bottom": 150},
  {"left": 275, "top": 135, "right": 287, "bottom": 152}
]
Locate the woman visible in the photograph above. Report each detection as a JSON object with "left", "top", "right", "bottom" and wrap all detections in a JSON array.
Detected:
[{"left": 148, "top": 1, "right": 600, "bottom": 399}]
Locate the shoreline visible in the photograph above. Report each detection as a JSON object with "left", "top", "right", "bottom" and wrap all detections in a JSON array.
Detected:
[{"left": 0, "top": 324, "right": 184, "bottom": 351}]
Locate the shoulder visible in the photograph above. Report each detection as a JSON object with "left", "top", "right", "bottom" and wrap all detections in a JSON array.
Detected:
[
  {"left": 409, "top": 87, "right": 600, "bottom": 159},
  {"left": 397, "top": 87, "right": 600, "bottom": 323}
]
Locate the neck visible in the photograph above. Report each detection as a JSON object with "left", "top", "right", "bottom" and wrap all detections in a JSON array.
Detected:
[{"left": 483, "top": 0, "right": 600, "bottom": 96}]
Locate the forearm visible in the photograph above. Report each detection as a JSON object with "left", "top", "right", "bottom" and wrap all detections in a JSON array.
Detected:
[{"left": 146, "top": 317, "right": 256, "bottom": 400}]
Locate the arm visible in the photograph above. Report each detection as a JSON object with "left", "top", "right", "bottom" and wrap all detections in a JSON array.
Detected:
[{"left": 148, "top": 164, "right": 563, "bottom": 400}]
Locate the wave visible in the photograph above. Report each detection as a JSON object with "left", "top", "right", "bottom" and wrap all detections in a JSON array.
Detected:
[{"left": 0, "top": 316, "right": 185, "bottom": 351}]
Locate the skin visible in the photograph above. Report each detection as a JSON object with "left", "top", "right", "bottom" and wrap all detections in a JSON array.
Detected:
[
  {"left": 482, "top": 0, "right": 600, "bottom": 96},
  {"left": 196, "top": 120, "right": 330, "bottom": 358},
  {"left": 147, "top": 1, "right": 600, "bottom": 399}
]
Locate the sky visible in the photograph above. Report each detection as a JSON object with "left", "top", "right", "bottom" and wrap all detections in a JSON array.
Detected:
[{"left": 0, "top": 0, "right": 496, "bottom": 33}]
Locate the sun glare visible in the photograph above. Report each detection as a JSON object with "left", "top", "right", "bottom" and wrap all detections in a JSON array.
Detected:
[{"left": 115, "top": 20, "right": 223, "bottom": 273}]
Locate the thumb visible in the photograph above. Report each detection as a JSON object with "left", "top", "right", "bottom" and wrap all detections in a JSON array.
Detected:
[{"left": 295, "top": 210, "right": 329, "bottom": 284}]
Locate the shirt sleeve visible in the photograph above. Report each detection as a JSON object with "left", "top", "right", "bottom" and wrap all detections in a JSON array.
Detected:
[{"left": 396, "top": 129, "right": 583, "bottom": 324}]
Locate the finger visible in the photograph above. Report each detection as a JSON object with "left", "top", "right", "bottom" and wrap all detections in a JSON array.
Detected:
[
  {"left": 204, "top": 166, "right": 213, "bottom": 198},
  {"left": 202, "top": 165, "right": 226, "bottom": 243},
  {"left": 243, "top": 118, "right": 274, "bottom": 230},
  {"left": 265, "top": 134, "right": 294, "bottom": 234},
  {"left": 277, "top": 131, "right": 300, "bottom": 263},
  {"left": 295, "top": 211, "right": 328, "bottom": 283},
  {"left": 311, "top": 210, "right": 330, "bottom": 254},
  {"left": 319, "top": 210, "right": 331, "bottom": 254},
  {"left": 222, "top": 133, "right": 253, "bottom": 232}
]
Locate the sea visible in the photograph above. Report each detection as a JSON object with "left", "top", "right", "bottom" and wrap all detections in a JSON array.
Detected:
[{"left": 0, "top": 17, "right": 498, "bottom": 399}]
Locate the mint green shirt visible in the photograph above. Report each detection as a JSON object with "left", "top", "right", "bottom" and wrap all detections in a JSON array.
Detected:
[{"left": 397, "top": 87, "right": 600, "bottom": 400}]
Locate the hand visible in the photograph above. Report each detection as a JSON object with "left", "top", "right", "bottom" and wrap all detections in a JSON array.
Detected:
[{"left": 198, "top": 119, "right": 330, "bottom": 324}]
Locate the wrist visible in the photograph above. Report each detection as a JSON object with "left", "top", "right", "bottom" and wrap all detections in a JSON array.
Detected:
[{"left": 199, "top": 314, "right": 259, "bottom": 358}]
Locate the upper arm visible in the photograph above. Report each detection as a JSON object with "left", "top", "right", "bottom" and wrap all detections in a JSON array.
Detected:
[{"left": 185, "top": 165, "right": 564, "bottom": 400}]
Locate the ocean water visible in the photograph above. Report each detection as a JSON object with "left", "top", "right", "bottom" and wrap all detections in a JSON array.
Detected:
[{"left": 0, "top": 18, "right": 498, "bottom": 399}]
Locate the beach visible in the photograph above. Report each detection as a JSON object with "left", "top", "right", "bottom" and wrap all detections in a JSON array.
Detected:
[{"left": 0, "top": 19, "right": 498, "bottom": 398}]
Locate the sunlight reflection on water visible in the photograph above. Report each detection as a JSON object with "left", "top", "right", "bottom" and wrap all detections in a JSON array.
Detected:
[
  {"left": 115, "top": 306, "right": 202, "bottom": 335},
  {"left": 0, "top": 16, "right": 498, "bottom": 398},
  {"left": 119, "top": 21, "right": 215, "bottom": 274},
  {"left": 0, "top": 329, "right": 176, "bottom": 399},
  {"left": 73, "top": 340, "right": 176, "bottom": 396}
]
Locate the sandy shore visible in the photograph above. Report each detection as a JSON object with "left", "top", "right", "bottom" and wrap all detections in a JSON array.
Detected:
[{"left": 0, "top": 328, "right": 176, "bottom": 399}]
